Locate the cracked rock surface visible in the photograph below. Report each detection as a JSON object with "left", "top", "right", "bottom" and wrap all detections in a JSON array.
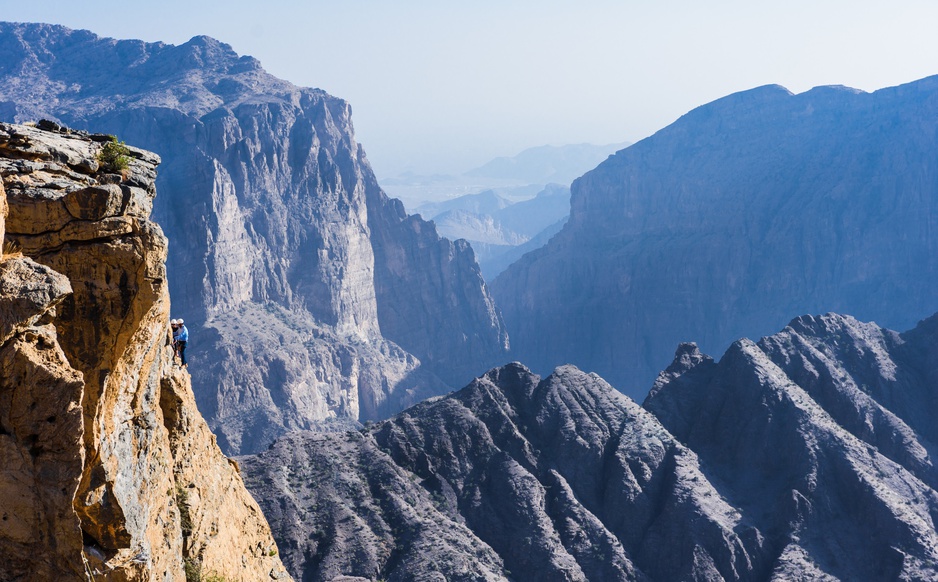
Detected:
[{"left": 0, "top": 121, "right": 290, "bottom": 581}]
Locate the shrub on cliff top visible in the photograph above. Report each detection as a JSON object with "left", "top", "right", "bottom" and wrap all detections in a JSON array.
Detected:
[{"left": 97, "top": 136, "right": 131, "bottom": 174}]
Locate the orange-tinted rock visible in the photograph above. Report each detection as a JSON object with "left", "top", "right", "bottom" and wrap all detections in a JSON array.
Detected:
[{"left": 0, "top": 121, "right": 290, "bottom": 581}]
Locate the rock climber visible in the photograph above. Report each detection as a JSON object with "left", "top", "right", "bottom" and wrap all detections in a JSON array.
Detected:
[{"left": 171, "top": 318, "right": 189, "bottom": 367}]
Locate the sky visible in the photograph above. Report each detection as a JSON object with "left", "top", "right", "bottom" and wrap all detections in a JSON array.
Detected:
[{"left": 3, "top": 0, "right": 938, "bottom": 177}]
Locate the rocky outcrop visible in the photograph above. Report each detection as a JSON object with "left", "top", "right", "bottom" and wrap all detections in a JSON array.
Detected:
[
  {"left": 492, "top": 78, "right": 938, "bottom": 398},
  {"left": 245, "top": 312, "right": 938, "bottom": 581},
  {"left": 0, "top": 121, "right": 289, "bottom": 580},
  {"left": 645, "top": 312, "right": 938, "bottom": 581},
  {"left": 242, "top": 362, "right": 764, "bottom": 581},
  {"left": 0, "top": 21, "right": 509, "bottom": 454}
]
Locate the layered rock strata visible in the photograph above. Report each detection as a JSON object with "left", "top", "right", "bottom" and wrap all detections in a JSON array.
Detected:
[
  {"left": 0, "top": 121, "right": 289, "bottom": 580},
  {"left": 0, "top": 21, "right": 509, "bottom": 455},
  {"left": 493, "top": 77, "right": 938, "bottom": 397}
]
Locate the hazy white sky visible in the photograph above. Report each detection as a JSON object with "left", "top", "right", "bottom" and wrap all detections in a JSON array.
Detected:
[{"left": 3, "top": 0, "right": 938, "bottom": 176}]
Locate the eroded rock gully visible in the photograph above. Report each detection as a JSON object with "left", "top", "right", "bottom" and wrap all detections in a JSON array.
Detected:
[{"left": 0, "top": 121, "right": 290, "bottom": 581}]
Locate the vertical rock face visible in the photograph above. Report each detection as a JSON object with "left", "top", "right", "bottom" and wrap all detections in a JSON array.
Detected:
[
  {"left": 645, "top": 312, "right": 938, "bottom": 581},
  {"left": 0, "top": 122, "right": 289, "bottom": 581},
  {"left": 243, "top": 363, "right": 764, "bottom": 581},
  {"left": 0, "top": 21, "right": 509, "bottom": 454},
  {"left": 492, "top": 78, "right": 938, "bottom": 397}
]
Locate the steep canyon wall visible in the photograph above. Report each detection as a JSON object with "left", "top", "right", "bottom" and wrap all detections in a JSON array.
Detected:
[{"left": 0, "top": 22, "right": 508, "bottom": 454}]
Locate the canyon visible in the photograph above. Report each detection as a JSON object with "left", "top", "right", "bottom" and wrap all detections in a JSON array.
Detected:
[{"left": 0, "top": 22, "right": 509, "bottom": 455}]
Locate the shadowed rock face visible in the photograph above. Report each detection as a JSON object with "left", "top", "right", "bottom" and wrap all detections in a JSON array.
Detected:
[
  {"left": 0, "top": 21, "right": 508, "bottom": 454},
  {"left": 0, "top": 122, "right": 290, "bottom": 581},
  {"left": 242, "top": 363, "right": 764, "bottom": 582},
  {"left": 645, "top": 312, "right": 938, "bottom": 581},
  {"left": 492, "top": 78, "right": 938, "bottom": 398}
]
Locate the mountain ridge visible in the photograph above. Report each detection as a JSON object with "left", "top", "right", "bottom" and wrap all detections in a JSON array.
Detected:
[
  {"left": 244, "top": 310, "right": 938, "bottom": 581},
  {"left": 493, "top": 74, "right": 938, "bottom": 396}
]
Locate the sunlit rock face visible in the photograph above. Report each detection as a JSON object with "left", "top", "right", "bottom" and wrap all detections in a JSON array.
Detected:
[
  {"left": 492, "top": 78, "right": 938, "bottom": 398},
  {"left": 243, "top": 363, "right": 764, "bottom": 581},
  {"left": 0, "top": 22, "right": 508, "bottom": 454},
  {"left": 0, "top": 122, "right": 290, "bottom": 581},
  {"left": 246, "top": 312, "right": 938, "bottom": 582},
  {"left": 645, "top": 312, "right": 938, "bottom": 581}
]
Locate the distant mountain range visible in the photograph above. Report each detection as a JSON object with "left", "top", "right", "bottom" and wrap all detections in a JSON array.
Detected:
[
  {"left": 493, "top": 78, "right": 938, "bottom": 396},
  {"left": 244, "top": 311, "right": 938, "bottom": 581},
  {"left": 464, "top": 142, "right": 632, "bottom": 184},
  {"left": 380, "top": 142, "right": 628, "bottom": 211},
  {"left": 416, "top": 184, "right": 571, "bottom": 279}
]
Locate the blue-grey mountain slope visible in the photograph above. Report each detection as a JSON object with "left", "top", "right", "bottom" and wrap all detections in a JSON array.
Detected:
[
  {"left": 645, "top": 311, "right": 938, "bottom": 581},
  {"left": 492, "top": 79, "right": 938, "bottom": 397},
  {"left": 243, "top": 311, "right": 938, "bottom": 581},
  {"left": 0, "top": 22, "right": 509, "bottom": 454}
]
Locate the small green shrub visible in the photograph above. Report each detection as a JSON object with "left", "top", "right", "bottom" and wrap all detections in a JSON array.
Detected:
[
  {"left": 175, "top": 486, "right": 193, "bottom": 537},
  {"left": 184, "top": 556, "right": 201, "bottom": 582},
  {"left": 97, "top": 136, "right": 131, "bottom": 174}
]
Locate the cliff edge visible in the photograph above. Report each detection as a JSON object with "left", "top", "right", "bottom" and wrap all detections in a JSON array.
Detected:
[{"left": 0, "top": 121, "right": 290, "bottom": 580}]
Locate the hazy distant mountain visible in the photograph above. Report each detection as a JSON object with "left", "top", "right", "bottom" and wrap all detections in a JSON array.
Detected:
[
  {"left": 492, "top": 78, "right": 938, "bottom": 396},
  {"left": 482, "top": 216, "right": 566, "bottom": 279},
  {"left": 493, "top": 183, "right": 570, "bottom": 238},
  {"left": 0, "top": 22, "right": 509, "bottom": 454},
  {"left": 465, "top": 142, "right": 630, "bottom": 184},
  {"left": 381, "top": 143, "right": 627, "bottom": 211},
  {"left": 244, "top": 311, "right": 938, "bottom": 581},
  {"left": 415, "top": 189, "right": 513, "bottom": 220},
  {"left": 417, "top": 184, "right": 571, "bottom": 279}
]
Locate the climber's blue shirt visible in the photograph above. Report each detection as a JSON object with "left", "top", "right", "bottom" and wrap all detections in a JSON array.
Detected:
[{"left": 175, "top": 325, "right": 189, "bottom": 342}]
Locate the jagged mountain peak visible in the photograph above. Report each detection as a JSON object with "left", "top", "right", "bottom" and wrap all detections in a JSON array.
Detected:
[
  {"left": 246, "top": 362, "right": 760, "bottom": 581},
  {"left": 0, "top": 21, "right": 309, "bottom": 120},
  {"left": 646, "top": 312, "right": 938, "bottom": 581}
]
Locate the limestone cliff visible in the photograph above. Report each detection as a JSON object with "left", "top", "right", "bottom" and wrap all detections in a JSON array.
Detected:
[
  {"left": 0, "top": 22, "right": 509, "bottom": 455},
  {"left": 0, "top": 121, "right": 289, "bottom": 581}
]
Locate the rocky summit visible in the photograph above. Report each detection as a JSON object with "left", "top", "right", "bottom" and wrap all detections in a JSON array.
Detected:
[
  {"left": 244, "top": 311, "right": 938, "bottom": 581},
  {"left": 492, "top": 77, "right": 938, "bottom": 398},
  {"left": 645, "top": 312, "right": 938, "bottom": 581},
  {"left": 242, "top": 363, "right": 762, "bottom": 581},
  {"left": 0, "top": 121, "right": 289, "bottom": 581},
  {"left": 0, "top": 21, "right": 509, "bottom": 455}
]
